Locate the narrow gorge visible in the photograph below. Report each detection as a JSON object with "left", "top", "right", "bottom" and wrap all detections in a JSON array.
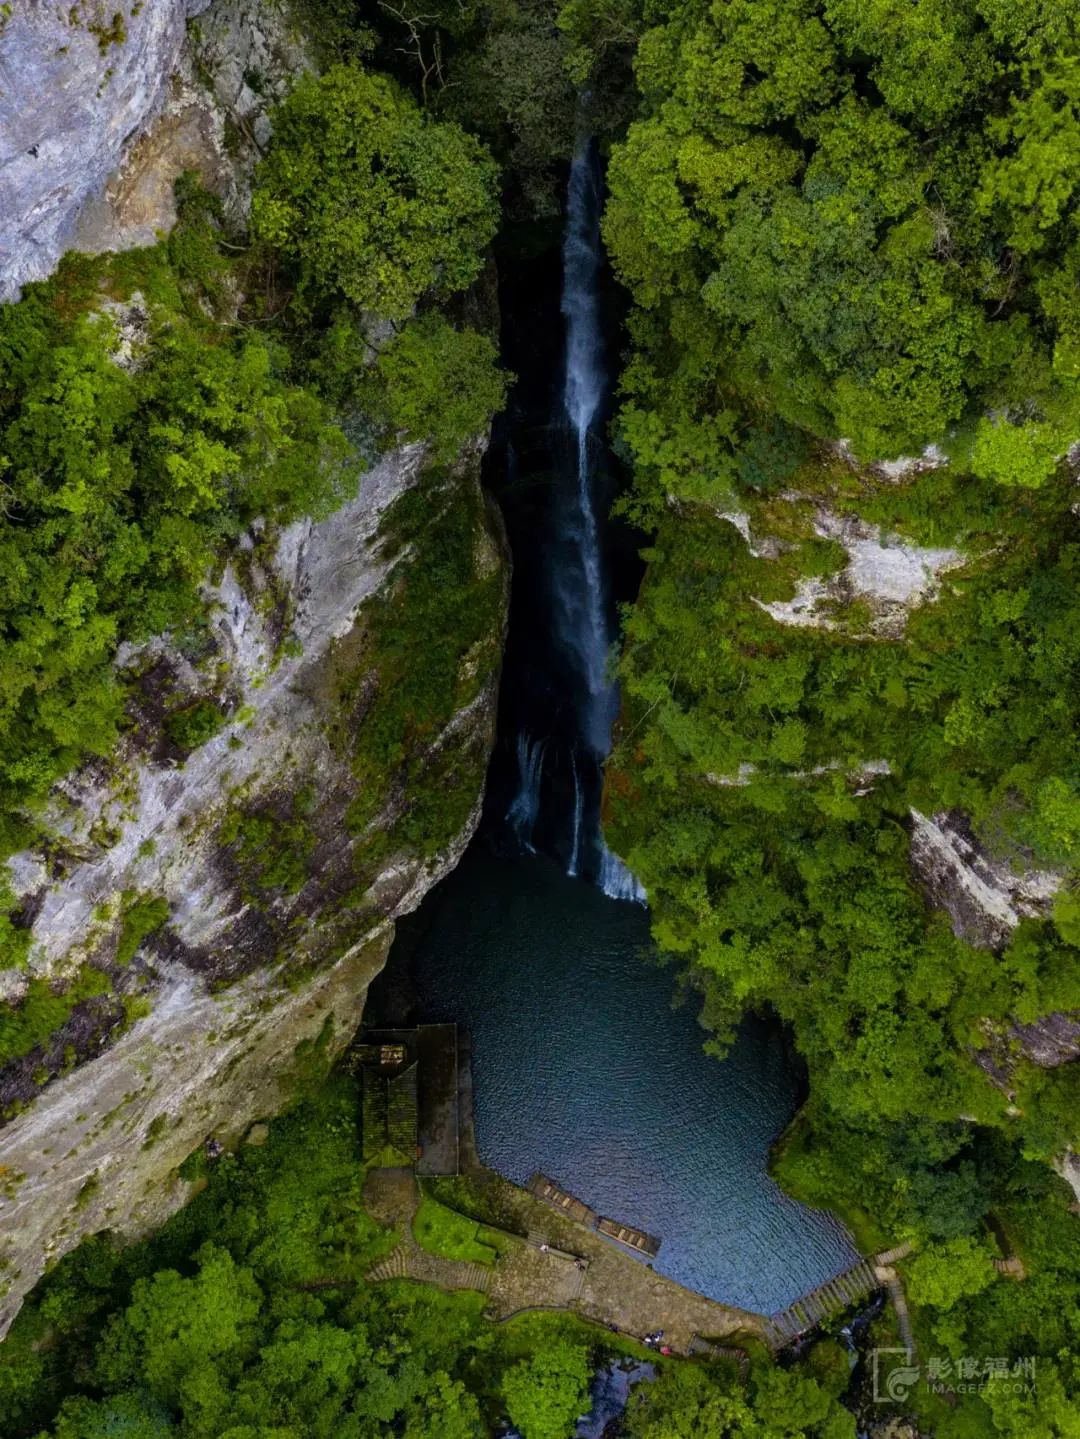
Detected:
[{"left": 371, "top": 140, "right": 858, "bottom": 1317}]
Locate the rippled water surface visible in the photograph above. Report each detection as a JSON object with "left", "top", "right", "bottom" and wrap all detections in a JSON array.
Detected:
[{"left": 391, "top": 848, "right": 858, "bottom": 1315}]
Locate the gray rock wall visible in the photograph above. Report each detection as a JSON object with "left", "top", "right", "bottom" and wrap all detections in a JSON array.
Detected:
[
  {"left": 0, "top": 0, "right": 213, "bottom": 298},
  {"left": 0, "top": 0, "right": 509, "bottom": 1337},
  {"left": 0, "top": 927, "right": 391, "bottom": 1336}
]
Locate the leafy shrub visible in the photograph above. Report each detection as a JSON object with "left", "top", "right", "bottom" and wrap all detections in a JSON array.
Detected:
[
  {"left": 164, "top": 698, "right": 228, "bottom": 752},
  {"left": 0, "top": 968, "right": 110, "bottom": 1066},
  {"left": 367, "top": 314, "right": 510, "bottom": 461},
  {"left": 114, "top": 895, "right": 170, "bottom": 968},
  {"left": 501, "top": 1338, "right": 592, "bottom": 1439}
]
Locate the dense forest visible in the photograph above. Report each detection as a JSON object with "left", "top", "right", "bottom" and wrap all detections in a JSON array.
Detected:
[
  {"left": 3, "top": 0, "right": 1080, "bottom": 1435},
  {"left": 598, "top": 1, "right": 1080, "bottom": 1434}
]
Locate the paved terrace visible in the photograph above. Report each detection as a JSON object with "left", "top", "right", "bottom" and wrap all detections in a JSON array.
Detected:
[{"left": 363, "top": 1169, "right": 767, "bottom": 1353}]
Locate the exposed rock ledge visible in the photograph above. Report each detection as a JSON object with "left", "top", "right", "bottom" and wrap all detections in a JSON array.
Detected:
[
  {"left": 908, "top": 810, "right": 1063, "bottom": 952},
  {"left": 0, "top": 928, "right": 391, "bottom": 1340},
  {"left": 752, "top": 510, "right": 962, "bottom": 638},
  {"left": 1008, "top": 1013, "right": 1080, "bottom": 1069},
  {"left": 908, "top": 811, "right": 1080, "bottom": 1083},
  {"left": 0, "top": 441, "right": 507, "bottom": 1335},
  {"left": 1056, "top": 1151, "right": 1080, "bottom": 1208}
]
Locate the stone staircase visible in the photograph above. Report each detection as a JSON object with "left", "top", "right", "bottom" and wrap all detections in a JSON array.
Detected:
[
  {"left": 875, "top": 1242, "right": 915, "bottom": 1265},
  {"left": 367, "top": 1246, "right": 409, "bottom": 1283},
  {"left": 366, "top": 1243, "right": 492, "bottom": 1294},
  {"left": 764, "top": 1258, "right": 880, "bottom": 1348},
  {"left": 882, "top": 1271, "right": 915, "bottom": 1358},
  {"left": 458, "top": 1261, "right": 493, "bottom": 1294}
]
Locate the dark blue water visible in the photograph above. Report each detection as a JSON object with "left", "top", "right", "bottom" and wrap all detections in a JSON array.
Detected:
[{"left": 394, "top": 848, "right": 858, "bottom": 1316}]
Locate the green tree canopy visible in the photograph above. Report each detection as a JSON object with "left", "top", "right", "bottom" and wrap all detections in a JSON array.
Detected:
[
  {"left": 252, "top": 65, "right": 500, "bottom": 317},
  {"left": 603, "top": 0, "right": 1080, "bottom": 467},
  {"left": 365, "top": 314, "right": 510, "bottom": 461},
  {"left": 501, "top": 1337, "right": 593, "bottom": 1439}
]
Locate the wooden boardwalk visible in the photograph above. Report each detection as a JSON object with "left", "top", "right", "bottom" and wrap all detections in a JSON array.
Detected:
[{"left": 529, "top": 1173, "right": 661, "bottom": 1258}]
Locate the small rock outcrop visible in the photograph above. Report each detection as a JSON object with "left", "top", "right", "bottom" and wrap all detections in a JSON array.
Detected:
[
  {"left": 908, "top": 810, "right": 1063, "bottom": 951},
  {"left": 1007, "top": 1013, "right": 1080, "bottom": 1069}
]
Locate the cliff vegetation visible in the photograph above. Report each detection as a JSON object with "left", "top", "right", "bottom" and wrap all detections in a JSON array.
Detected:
[{"left": 590, "top": 1, "right": 1080, "bottom": 1431}]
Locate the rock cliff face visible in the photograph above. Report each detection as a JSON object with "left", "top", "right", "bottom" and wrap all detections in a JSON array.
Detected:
[
  {"left": 0, "top": 440, "right": 506, "bottom": 1335},
  {"left": 748, "top": 506, "right": 962, "bottom": 640},
  {"left": 908, "top": 810, "right": 1063, "bottom": 952},
  {"left": 0, "top": 0, "right": 508, "bottom": 1334},
  {"left": 73, "top": 0, "right": 312, "bottom": 258},
  {"left": 0, "top": 0, "right": 310, "bottom": 296}
]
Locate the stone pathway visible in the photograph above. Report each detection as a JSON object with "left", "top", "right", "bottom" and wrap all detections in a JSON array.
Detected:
[
  {"left": 364, "top": 1169, "right": 492, "bottom": 1294},
  {"left": 879, "top": 1268, "right": 916, "bottom": 1359},
  {"left": 363, "top": 1169, "right": 767, "bottom": 1354}
]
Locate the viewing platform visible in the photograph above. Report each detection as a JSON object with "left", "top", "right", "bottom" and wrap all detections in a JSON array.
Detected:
[
  {"left": 367, "top": 1167, "right": 765, "bottom": 1353},
  {"left": 354, "top": 1024, "right": 463, "bottom": 1176}
]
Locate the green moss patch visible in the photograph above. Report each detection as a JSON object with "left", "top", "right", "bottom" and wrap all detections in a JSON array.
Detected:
[{"left": 412, "top": 1195, "right": 502, "bottom": 1266}]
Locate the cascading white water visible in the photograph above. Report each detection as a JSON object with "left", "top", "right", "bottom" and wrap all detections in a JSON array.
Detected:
[
  {"left": 568, "top": 749, "right": 584, "bottom": 878},
  {"left": 558, "top": 143, "right": 620, "bottom": 758},
  {"left": 501, "top": 141, "right": 646, "bottom": 903},
  {"left": 598, "top": 840, "right": 647, "bottom": 904},
  {"left": 558, "top": 141, "right": 645, "bottom": 905},
  {"left": 506, "top": 733, "right": 546, "bottom": 852}
]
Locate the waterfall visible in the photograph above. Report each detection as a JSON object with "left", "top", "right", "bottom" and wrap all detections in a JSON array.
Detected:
[
  {"left": 506, "top": 733, "right": 546, "bottom": 852},
  {"left": 556, "top": 141, "right": 646, "bottom": 905},
  {"left": 496, "top": 141, "right": 645, "bottom": 903},
  {"left": 598, "top": 841, "right": 647, "bottom": 904},
  {"left": 568, "top": 750, "right": 584, "bottom": 878},
  {"left": 557, "top": 143, "right": 620, "bottom": 758}
]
